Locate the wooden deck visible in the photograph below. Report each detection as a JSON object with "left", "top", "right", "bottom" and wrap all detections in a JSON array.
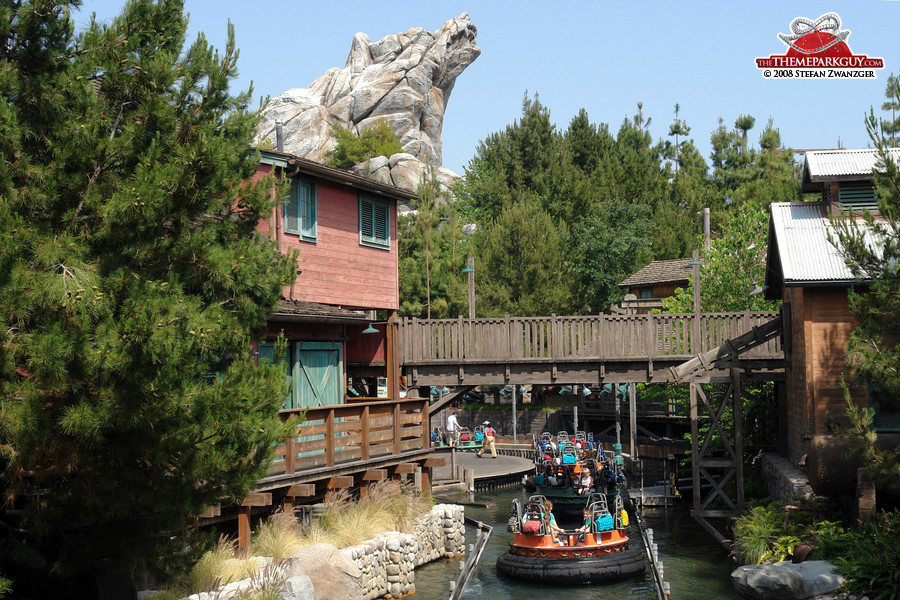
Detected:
[{"left": 399, "top": 311, "right": 785, "bottom": 386}]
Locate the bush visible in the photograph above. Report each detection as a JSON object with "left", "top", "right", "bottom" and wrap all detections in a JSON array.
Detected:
[
  {"left": 326, "top": 121, "right": 404, "bottom": 169},
  {"left": 824, "top": 510, "right": 900, "bottom": 599}
]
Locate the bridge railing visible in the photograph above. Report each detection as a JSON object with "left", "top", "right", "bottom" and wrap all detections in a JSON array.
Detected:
[
  {"left": 266, "top": 398, "right": 430, "bottom": 477},
  {"left": 398, "top": 312, "right": 781, "bottom": 365}
]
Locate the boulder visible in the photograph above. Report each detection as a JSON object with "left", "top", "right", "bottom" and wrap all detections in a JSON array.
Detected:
[
  {"left": 278, "top": 575, "right": 315, "bottom": 600},
  {"left": 285, "top": 543, "right": 362, "bottom": 600},
  {"left": 256, "top": 13, "right": 480, "bottom": 193},
  {"left": 731, "top": 560, "right": 845, "bottom": 600}
]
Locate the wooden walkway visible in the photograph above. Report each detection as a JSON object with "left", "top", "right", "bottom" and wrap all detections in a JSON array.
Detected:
[{"left": 399, "top": 311, "right": 785, "bottom": 386}]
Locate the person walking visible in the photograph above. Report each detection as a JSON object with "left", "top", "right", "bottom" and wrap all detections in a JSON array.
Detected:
[
  {"left": 446, "top": 410, "right": 460, "bottom": 447},
  {"left": 476, "top": 420, "right": 497, "bottom": 458}
]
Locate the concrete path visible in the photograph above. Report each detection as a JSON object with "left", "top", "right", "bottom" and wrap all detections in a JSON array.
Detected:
[{"left": 431, "top": 448, "right": 534, "bottom": 483}]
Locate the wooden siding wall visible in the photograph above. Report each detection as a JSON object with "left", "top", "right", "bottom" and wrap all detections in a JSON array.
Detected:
[
  {"left": 253, "top": 166, "right": 399, "bottom": 310},
  {"left": 785, "top": 286, "right": 864, "bottom": 494}
]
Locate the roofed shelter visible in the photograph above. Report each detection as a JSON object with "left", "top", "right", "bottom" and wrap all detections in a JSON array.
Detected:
[{"left": 617, "top": 258, "right": 698, "bottom": 313}]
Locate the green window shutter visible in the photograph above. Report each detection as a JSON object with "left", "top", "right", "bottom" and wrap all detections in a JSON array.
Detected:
[
  {"left": 839, "top": 181, "right": 878, "bottom": 212},
  {"left": 299, "top": 180, "right": 317, "bottom": 241},
  {"left": 359, "top": 195, "right": 390, "bottom": 249},
  {"left": 284, "top": 180, "right": 301, "bottom": 235}
]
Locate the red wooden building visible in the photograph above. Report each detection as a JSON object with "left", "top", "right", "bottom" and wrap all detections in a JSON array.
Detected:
[{"left": 205, "top": 149, "right": 443, "bottom": 549}]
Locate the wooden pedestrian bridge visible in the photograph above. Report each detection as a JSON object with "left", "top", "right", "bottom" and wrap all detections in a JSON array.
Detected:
[{"left": 399, "top": 310, "right": 786, "bottom": 388}]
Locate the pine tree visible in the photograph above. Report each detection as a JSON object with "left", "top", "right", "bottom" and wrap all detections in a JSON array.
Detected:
[
  {"left": 0, "top": 0, "right": 295, "bottom": 588},
  {"left": 881, "top": 73, "right": 900, "bottom": 147},
  {"left": 828, "top": 108, "right": 900, "bottom": 495}
]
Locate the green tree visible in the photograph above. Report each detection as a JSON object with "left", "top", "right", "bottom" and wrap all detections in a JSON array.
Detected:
[
  {"left": 662, "top": 203, "right": 779, "bottom": 313},
  {"left": 0, "top": 0, "right": 295, "bottom": 588},
  {"left": 881, "top": 72, "right": 900, "bottom": 146},
  {"left": 475, "top": 201, "right": 572, "bottom": 316},
  {"left": 325, "top": 120, "right": 403, "bottom": 169}
]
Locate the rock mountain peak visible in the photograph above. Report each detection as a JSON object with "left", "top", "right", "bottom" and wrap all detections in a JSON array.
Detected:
[{"left": 256, "top": 13, "right": 480, "bottom": 193}]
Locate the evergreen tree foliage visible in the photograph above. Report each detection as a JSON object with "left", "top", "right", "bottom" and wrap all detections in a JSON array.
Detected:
[
  {"left": 881, "top": 72, "right": 900, "bottom": 147},
  {"left": 0, "top": 0, "right": 296, "bottom": 587},
  {"left": 325, "top": 120, "right": 403, "bottom": 169},
  {"left": 830, "top": 111, "right": 900, "bottom": 486}
]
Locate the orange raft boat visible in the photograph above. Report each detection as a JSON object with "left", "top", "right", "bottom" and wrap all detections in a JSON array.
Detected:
[{"left": 496, "top": 494, "right": 645, "bottom": 584}]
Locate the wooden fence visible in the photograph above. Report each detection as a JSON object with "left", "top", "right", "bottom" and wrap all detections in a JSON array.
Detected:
[
  {"left": 398, "top": 312, "right": 782, "bottom": 365},
  {"left": 267, "top": 398, "right": 429, "bottom": 477}
]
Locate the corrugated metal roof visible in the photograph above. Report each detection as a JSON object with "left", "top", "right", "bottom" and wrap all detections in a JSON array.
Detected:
[
  {"left": 804, "top": 148, "right": 900, "bottom": 182},
  {"left": 770, "top": 202, "right": 871, "bottom": 284}
]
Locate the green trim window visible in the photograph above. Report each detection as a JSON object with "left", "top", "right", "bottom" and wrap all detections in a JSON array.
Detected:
[
  {"left": 285, "top": 178, "right": 317, "bottom": 242},
  {"left": 359, "top": 194, "right": 390, "bottom": 249}
]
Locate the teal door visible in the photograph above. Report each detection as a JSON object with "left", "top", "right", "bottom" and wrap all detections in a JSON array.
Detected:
[{"left": 291, "top": 341, "right": 343, "bottom": 409}]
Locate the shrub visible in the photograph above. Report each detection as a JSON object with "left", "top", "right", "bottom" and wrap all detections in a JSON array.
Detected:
[{"left": 326, "top": 121, "right": 404, "bottom": 169}]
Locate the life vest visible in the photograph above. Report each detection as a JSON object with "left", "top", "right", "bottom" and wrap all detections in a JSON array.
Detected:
[
  {"left": 595, "top": 513, "right": 615, "bottom": 532},
  {"left": 485, "top": 427, "right": 494, "bottom": 437},
  {"left": 620, "top": 509, "right": 629, "bottom": 527}
]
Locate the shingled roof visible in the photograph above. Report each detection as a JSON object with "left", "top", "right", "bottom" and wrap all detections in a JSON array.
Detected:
[
  {"left": 272, "top": 299, "right": 370, "bottom": 323},
  {"left": 618, "top": 258, "right": 698, "bottom": 288}
]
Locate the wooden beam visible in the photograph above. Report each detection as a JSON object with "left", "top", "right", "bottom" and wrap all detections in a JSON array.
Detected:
[
  {"left": 424, "top": 456, "right": 446, "bottom": 468},
  {"left": 241, "top": 493, "right": 272, "bottom": 507},
  {"left": 362, "top": 469, "right": 387, "bottom": 481},
  {"left": 394, "top": 463, "right": 417, "bottom": 475},
  {"left": 286, "top": 483, "right": 316, "bottom": 497},
  {"left": 197, "top": 505, "right": 221, "bottom": 519},
  {"left": 327, "top": 476, "right": 354, "bottom": 489},
  {"left": 238, "top": 506, "right": 251, "bottom": 553}
]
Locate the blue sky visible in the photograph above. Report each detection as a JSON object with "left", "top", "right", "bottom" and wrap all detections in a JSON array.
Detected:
[{"left": 77, "top": 1, "right": 900, "bottom": 175}]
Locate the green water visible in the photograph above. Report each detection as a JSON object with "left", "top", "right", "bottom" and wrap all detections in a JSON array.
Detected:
[{"left": 416, "top": 488, "right": 739, "bottom": 599}]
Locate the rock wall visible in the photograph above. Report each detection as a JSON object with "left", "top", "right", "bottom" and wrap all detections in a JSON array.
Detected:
[
  {"left": 761, "top": 453, "right": 815, "bottom": 504},
  {"left": 256, "top": 14, "right": 480, "bottom": 193},
  {"left": 343, "top": 503, "right": 465, "bottom": 600}
]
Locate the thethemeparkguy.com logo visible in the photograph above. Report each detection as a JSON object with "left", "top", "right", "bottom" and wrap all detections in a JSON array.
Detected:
[{"left": 756, "top": 13, "right": 884, "bottom": 79}]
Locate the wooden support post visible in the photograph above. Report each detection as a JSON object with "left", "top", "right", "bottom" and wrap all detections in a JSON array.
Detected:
[
  {"left": 238, "top": 493, "right": 272, "bottom": 553},
  {"left": 690, "top": 382, "right": 701, "bottom": 518},
  {"left": 238, "top": 506, "right": 251, "bottom": 554},
  {"left": 393, "top": 402, "right": 402, "bottom": 455},
  {"left": 284, "top": 434, "right": 295, "bottom": 475},
  {"left": 361, "top": 405, "right": 370, "bottom": 461},
  {"left": 387, "top": 310, "right": 399, "bottom": 401},
  {"left": 732, "top": 367, "right": 744, "bottom": 515},
  {"left": 325, "top": 408, "right": 335, "bottom": 466},
  {"left": 421, "top": 466, "right": 432, "bottom": 497}
]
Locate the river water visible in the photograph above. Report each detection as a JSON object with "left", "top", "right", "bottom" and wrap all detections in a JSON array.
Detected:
[{"left": 416, "top": 488, "right": 739, "bottom": 600}]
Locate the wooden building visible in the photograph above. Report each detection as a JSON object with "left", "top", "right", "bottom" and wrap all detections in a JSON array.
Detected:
[
  {"left": 203, "top": 150, "right": 444, "bottom": 549},
  {"left": 763, "top": 148, "right": 900, "bottom": 496},
  {"left": 617, "top": 258, "right": 698, "bottom": 313}
]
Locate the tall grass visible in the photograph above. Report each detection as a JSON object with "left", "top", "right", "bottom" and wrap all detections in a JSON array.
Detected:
[{"left": 151, "top": 480, "right": 431, "bottom": 599}]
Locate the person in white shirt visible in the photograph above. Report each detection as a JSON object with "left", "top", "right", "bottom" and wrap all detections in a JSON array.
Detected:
[{"left": 446, "top": 411, "right": 460, "bottom": 447}]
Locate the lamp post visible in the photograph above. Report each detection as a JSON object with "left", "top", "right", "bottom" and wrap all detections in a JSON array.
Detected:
[{"left": 462, "top": 257, "right": 475, "bottom": 319}]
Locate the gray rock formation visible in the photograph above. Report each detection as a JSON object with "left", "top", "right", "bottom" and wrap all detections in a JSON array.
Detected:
[
  {"left": 731, "top": 560, "right": 845, "bottom": 600},
  {"left": 284, "top": 543, "right": 362, "bottom": 600},
  {"left": 257, "top": 13, "right": 480, "bottom": 192}
]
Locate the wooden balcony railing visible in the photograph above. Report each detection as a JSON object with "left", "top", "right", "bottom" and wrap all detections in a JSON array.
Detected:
[
  {"left": 266, "top": 398, "right": 430, "bottom": 478},
  {"left": 398, "top": 311, "right": 782, "bottom": 365}
]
